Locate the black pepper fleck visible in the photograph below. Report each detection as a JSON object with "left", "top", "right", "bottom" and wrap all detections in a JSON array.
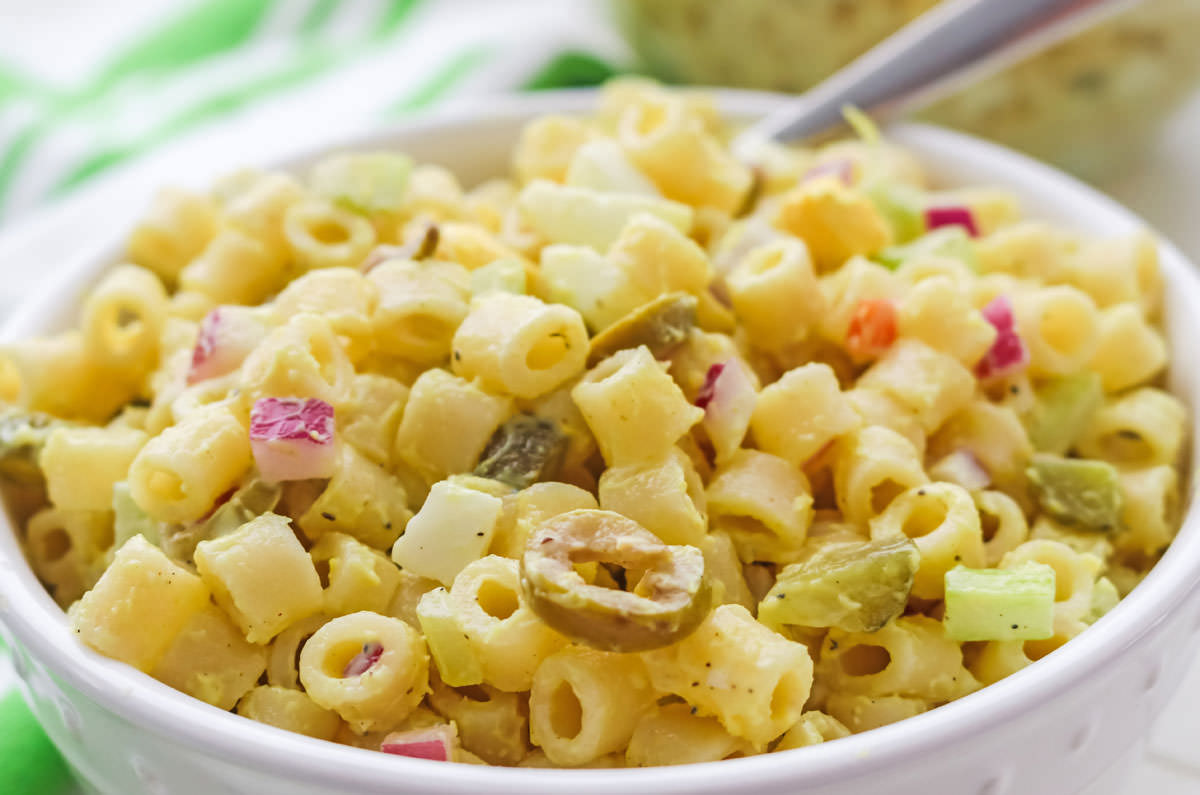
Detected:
[{"left": 321, "top": 512, "right": 335, "bottom": 521}]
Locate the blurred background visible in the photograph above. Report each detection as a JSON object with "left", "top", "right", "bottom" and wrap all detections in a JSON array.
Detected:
[
  {"left": 1, "top": 0, "right": 1200, "bottom": 791},
  {"left": 4, "top": 1, "right": 1200, "bottom": 218}
]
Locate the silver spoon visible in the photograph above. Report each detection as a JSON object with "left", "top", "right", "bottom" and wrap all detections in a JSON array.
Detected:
[{"left": 733, "top": 0, "right": 1143, "bottom": 158}]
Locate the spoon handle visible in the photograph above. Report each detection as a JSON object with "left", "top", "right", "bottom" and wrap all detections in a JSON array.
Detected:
[{"left": 736, "top": 0, "right": 1135, "bottom": 152}]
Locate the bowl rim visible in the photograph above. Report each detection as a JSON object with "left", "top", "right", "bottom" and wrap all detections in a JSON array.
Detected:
[{"left": 1, "top": 87, "right": 1198, "bottom": 793}]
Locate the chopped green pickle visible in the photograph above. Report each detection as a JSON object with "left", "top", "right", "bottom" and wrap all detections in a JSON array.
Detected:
[
  {"left": 943, "top": 563, "right": 1056, "bottom": 641},
  {"left": 758, "top": 536, "right": 920, "bottom": 633},
  {"left": 521, "top": 509, "right": 711, "bottom": 652},
  {"left": 417, "top": 587, "right": 485, "bottom": 687},
  {"left": 161, "top": 478, "right": 282, "bottom": 564},
  {"left": 203, "top": 479, "right": 282, "bottom": 538},
  {"left": 474, "top": 414, "right": 567, "bottom": 490},
  {"left": 1025, "top": 373, "right": 1103, "bottom": 454},
  {"left": 111, "top": 481, "right": 162, "bottom": 548},
  {"left": 585, "top": 292, "right": 697, "bottom": 367},
  {"left": 864, "top": 180, "right": 925, "bottom": 245},
  {"left": 1026, "top": 453, "right": 1123, "bottom": 532},
  {"left": 0, "top": 409, "right": 62, "bottom": 484},
  {"left": 875, "top": 226, "right": 977, "bottom": 271}
]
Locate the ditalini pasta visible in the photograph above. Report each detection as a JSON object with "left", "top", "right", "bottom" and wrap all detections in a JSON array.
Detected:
[{"left": 3, "top": 80, "right": 1186, "bottom": 768}]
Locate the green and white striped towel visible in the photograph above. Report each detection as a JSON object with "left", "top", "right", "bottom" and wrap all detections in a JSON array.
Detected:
[{"left": 0, "top": 0, "right": 627, "bottom": 224}]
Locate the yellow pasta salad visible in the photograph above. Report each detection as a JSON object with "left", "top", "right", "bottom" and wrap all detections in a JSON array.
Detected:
[{"left": 0, "top": 79, "right": 1185, "bottom": 767}]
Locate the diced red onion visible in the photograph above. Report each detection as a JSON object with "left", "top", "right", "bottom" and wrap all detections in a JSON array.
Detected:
[
  {"left": 803, "top": 158, "right": 855, "bottom": 186},
  {"left": 249, "top": 398, "right": 337, "bottom": 482},
  {"left": 925, "top": 205, "right": 980, "bottom": 238},
  {"left": 700, "top": 359, "right": 756, "bottom": 416},
  {"left": 342, "top": 641, "right": 384, "bottom": 677},
  {"left": 695, "top": 363, "right": 726, "bottom": 410},
  {"left": 699, "top": 358, "right": 758, "bottom": 463},
  {"left": 188, "top": 307, "right": 266, "bottom": 384},
  {"left": 929, "top": 450, "right": 990, "bottom": 492},
  {"left": 975, "top": 296, "right": 1029, "bottom": 380},
  {"left": 380, "top": 725, "right": 457, "bottom": 762}
]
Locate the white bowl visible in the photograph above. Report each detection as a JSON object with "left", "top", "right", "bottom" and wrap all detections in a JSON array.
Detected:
[{"left": 0, "top": 90, "right": 1198, "bottom": 795}]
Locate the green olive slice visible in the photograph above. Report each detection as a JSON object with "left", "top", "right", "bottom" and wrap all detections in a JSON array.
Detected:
[
  {"left": 586, "top": 292, "right": 697, "bottom": 367},
  {"left": 520, "top": 509, "right": 711, "bottom": 652}
]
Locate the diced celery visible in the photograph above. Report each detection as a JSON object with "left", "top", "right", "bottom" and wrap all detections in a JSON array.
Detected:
[
  {"left": 1087, "top": 576, "right": 1120, "bottom": 623},
  {"left": 417, "top": 587, "right": 485, "bottom": 687},
  {"left": 517, "top": 180, "right": 693, "bottom": 251},
  {"left": 310, "top": 152, "right": 413, "bottom": 214},
  {"left": 875, "top": 227, "right": 977, "bottom": 271},
  {"left": 470, "top": 258, "right": 527, "bottom": 297},
  {"left": 564, "top": 139, "right": 660, "bottom": 196},
  {"left": 1027, "top": 453, "right": 1123, "bottom": 532},
  {"left": 758, "top": 536, "right": 919, "bottom": 633},
  {"left": 943, "top": 563, "right": 1055, "bottom": 641},
  {"left": 112, "top": 481, "right": 161, "bottom": 548},
  {"left": 1024, "top": 373, "right": 1103, "bottom": 454},
  {"left": 864, "top": 180, "right": 925, "bottom": 245},
  {"left": 474, "top": 415, "right": 567, "bottom": 489},
  {"left": 538, "top": 244, "right": 644, "bottom": 330},
  {"left": 586, "top": 292, "right": 697, "bottom": 367}
]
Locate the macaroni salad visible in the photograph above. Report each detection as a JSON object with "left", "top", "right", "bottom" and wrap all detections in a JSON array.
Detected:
[{"left": 0, "top": 80, "right": 1185, "bottom": 768}]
